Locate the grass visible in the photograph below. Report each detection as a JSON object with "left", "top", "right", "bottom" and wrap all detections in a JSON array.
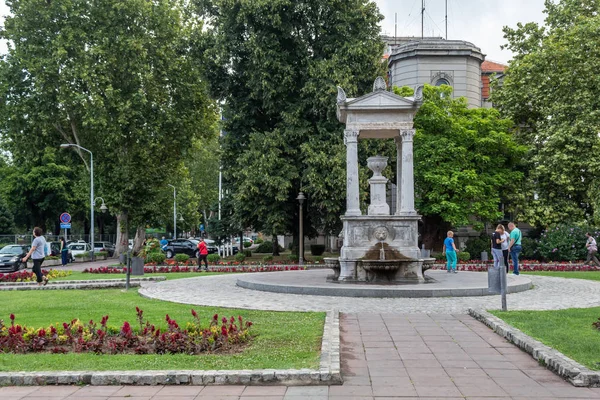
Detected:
[
  {"left": 490, "top": 307, "right": 600, "bottom": 370},
  {"left": 523, "top": 271, "right": 600, "bottom": 282},
  {"left": 0, "top": 289, "right": 325, "bottom": 371}
]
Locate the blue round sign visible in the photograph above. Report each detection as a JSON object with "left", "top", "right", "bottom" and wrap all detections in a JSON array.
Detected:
[{"left": 60, "top": 212, "right": 71, "bottom": 224}]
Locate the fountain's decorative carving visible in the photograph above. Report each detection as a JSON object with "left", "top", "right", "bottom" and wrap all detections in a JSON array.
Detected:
[{"left": 332, "top": 77, "right": 435, "bottom": 284}]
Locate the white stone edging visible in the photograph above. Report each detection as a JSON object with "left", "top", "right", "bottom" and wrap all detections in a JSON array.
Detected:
[
  {"left": 0, "top": 310, "right": 341, "bottom": 386},
  {"left": 468, "top": 308, "right": 600, "bottom": 387}
]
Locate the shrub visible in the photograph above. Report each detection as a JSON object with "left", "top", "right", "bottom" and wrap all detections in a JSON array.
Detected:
[
  {"left": 95, "top": 251, "right": 107, "bottom": 257},
  {"left": 310, "top": 244, "right": 325, "bottom": 256},
  {"left": 458, "top": 251, "right": 471, "bottom": 262},
  {"left": 174, "top": 254, "right": 190, "bottom": 263},
  {"left": 234, "top": 253, "right": 246, "bottom": 263},
  {"left": 243, "top": 241, "right": 252, "bottom": 248},
  {"left": 314, "top": 256, "right": 324, "bottom": 263},
  {"left": 288, "top": 254, "right": 298, "bottom": 262},
  {"left": 464, "top": 235, "right": 491, "bottom": 260},
  {"left": 262, "top": 255, "right": 273, "bottom": 263},
  {"left": 244, "top": 249, "right": 252, "bottom": 257},
  {"left": 537, "top": 225, "right": 597, "bottom": 261},
  {"left": 145, "top": 252, "right": 166, "bottom": 265},
  {"left": 207, "top": 254, "right": 221, "bottom": 263},
  {"left": 254, "top": 237, "right": 264, "bottom": 245},
  {"left": 74, "top": 253, "right": 86, "bottom": 258},
  {"left": 431, "top": 252, "right": 445, "bottom": 261},
  {"left": 254, "top": 241, "right": 276, "bottom": 253},
  {"left": 521, "top": 237, "right": 540, "bottom": 260}
]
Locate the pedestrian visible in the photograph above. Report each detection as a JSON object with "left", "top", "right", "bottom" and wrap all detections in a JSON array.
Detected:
[
  {"left": 159, "top": 236, "right": 168, "bottom": 251},
  {"left": 500, "top": 224, "right": 510, "bottom": 273},
  {"left": 442, "top": 230, "right": 459, "bottom": 273},
  {"left": 197, "top": 237, "right": 209, "bottom": 271},
  {"left": 21, "top": 227, "right": 48, "bottom": 286},
  {"left": 491, "top": 224, "right": 505, "bottom": 275},
  {"left": 584, "top": 232, "right": 600, "bottom": 267},
  {"left": 507, "top": 222, "right": 522, "bottom": 275},
  {"left": 60, "top": 237, "right": 68, "bottom": 267}
]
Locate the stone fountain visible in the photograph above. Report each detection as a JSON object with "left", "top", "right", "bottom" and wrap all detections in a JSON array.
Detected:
[{"left": 325, "top": 77, "right": 433, "bottom": 284}]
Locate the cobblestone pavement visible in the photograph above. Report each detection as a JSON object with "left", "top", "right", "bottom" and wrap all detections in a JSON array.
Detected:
[
  {"left": 2, "top": 313, "right": 599, "bottom": 399},
  {"left": 139, "top": 270, "right": 600, "bottom": 313}
]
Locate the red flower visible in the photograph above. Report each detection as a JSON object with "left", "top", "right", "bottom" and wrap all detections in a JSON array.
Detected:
[
  {"left": 9, "top": 314, "right": 15, "bottom": 322},
  {"left": 191, "top": 309, "right": 198, "bottom": 318}
]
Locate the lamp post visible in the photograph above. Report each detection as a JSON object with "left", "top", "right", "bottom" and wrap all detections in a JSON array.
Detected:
[
  {"left": 168, "top": 184, "right": 177, "bottom": 239},
  {"left": 60, "top": 143, "right": 95, "bottom": 260},
  {"left": 296, "top": 192, "right": 306, "bottom": 265}
]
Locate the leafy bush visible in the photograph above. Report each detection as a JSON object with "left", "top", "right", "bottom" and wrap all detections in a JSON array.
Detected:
[
  {"left": 207, "top": 254, "right": 221, "bottom": 263},
  {"left": 254, "top": 237, "right": 264, "bottom": 245},
  {"left": 174, "top": 254, "right": 190, "bottom": 263},
  {"left": 520, "top": 237, "right": 540, "bottom": 260},
  {"left": 262, "top": 255, "right": 273, "bottom": 263},
  {"left": 310, "top": 244, "right": 325, "bottom": 256},
  {"left": 313, "top": 256, "right": 324, "bottom": 263},
  {"left": 234, "top": 253, "right": 246, "bottom": 263},
  {"left": 244, "top": 249, "right": 252, "bottom": 257},
  {"left": 288, "top": 254, "right": 298, "bottom": 262},
  {"left": 431, "top": 251, "right": 445, "bottom": 261},
  {"left": 74, "top": 253, "right": 86, "bottom": 258},
  {"left": 464, "top": 235, "right": 490, "bottom": 260},
  {"left": 95, "top": 251, "right": 107, "bottom": 257},
  {"left": 254, "top": 241, "right": 278, "bottom": 253},
  {"left": 145, "top": 252, "right": 166, "bottom": 265},
  {"left": 243, "top": 241, "right": 252, "bottom": 248},
  {"left": 458, "top": 251, "right": 471, "bottom": 262},
  {"left": 536, "top": 225, "right": 598, "bottom": 261},
  {"left": 140, "top": 238, "right": 162, "bottom": 258}
]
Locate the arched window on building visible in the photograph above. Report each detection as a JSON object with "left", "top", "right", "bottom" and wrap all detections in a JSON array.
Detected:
[{"left": 435, "top": 78, "right": 450, "bottom": 86}]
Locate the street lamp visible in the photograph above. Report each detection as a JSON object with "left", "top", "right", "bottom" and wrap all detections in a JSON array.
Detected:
[
  {"left": 168, "top": 184, "right": 177, "bottom": 239},
  {"left": 296, "top": 192, "right": 306, "bottom": 265},
  {"left": 94, "top": 197, "right": 108, "bottom": 213},
  {"left": 60, "top": 143, "right": 95, "bottom": 260}
]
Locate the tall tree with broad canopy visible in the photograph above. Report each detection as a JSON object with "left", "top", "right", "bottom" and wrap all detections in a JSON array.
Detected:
[
  {"left": 394, "top": 85, "right": 525, "bottom": 249},
  {"left": 492, "top": 0, "right": 600, "bottom": 227},
  {"left": 197, "top": 0, "right": 385, "bottom": 251},
  {"left": 0, "top": 0, "right": 217, "bottom": 255}
]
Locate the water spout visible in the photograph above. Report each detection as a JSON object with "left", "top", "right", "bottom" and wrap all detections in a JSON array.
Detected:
[{"left": 379, "top": 240, "right": 385, "bottom": 260}]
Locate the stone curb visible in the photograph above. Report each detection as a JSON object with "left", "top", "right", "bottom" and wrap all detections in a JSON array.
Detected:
[
  {"left": 0, "top": 277, "right": 165, "bottom": 287},
  {"left": 0, "top": 310, "right": 342, "bottom": 386},
  {"left": 468, "top": 308, "right": 600, "bottom": 387},
  {"left": 0, "top": 279, "right": 166, "bottom": 291}
]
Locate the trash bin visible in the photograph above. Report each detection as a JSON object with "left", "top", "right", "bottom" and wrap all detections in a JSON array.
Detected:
[
  {"left": 131, "top": 257, "right": 145, "bottom": 276},
  {"left": 481, "top": 251, "right": 488, "bottom": 262},
  {"left": 119, "top": 254, "right": 127, "bottom": 264}
]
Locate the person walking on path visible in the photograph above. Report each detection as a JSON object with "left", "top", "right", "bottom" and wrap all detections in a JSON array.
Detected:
[
  {"left": 500, "top": 225, "right": 510, "bottom": 273},
  {"left": 21, "top": 227, "right": 48, "bottom": 286},
  {"left": 197, "top": 238, "right": 209, "bottom": 271},
  {"left": 508, "top": 222, "right": 522, "bottom": 275},
  {"left": 584, "top": 232, "right": 600, "bottom": 267},
  {"left": 491, "top": 224, "right": 505, "bottom": 275},
  {"left": 159, "top": 236, "right": 168, "bottom": 251},
  {"left": 59, "top": 237, "right": 68, "bottom": 267},
  {"left": 442, "top": 230, "right": 459, "bottom": 273}
]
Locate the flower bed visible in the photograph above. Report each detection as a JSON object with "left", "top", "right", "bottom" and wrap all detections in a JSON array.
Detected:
[
  {"left": 431, "top": 261, "right": 600, "bottom": 272},
  {"left": 83, "top": 265, "right": 306, "bottom": 274},
  {"left": 0, "top": 269, "right": 72, "bottom": 283},
  {"left": 0, "top": 308, "right": 252, "bottom": 355}
]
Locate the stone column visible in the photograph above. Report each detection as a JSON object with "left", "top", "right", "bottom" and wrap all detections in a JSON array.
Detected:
[
  {"left": 400, "top": 129, "right": 416, "bottom": 214},
  {"left": 394, "top": 135, "right": 403, "bottom": 215},
  {"left": 344, "top": 129, "right": 361, "bottom": 216}
]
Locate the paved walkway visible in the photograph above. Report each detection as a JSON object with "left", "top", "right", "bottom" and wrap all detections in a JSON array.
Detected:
[
  {"left": 139, "top": 271, "right": 600, "bottom": 313},
  {"left": 1, "top": 313, "right": 598, "bottom": 399}
]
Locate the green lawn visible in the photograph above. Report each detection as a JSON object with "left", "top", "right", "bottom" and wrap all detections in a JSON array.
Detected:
[
  {"left": 490, "top": 307, "right": 600, "bottom": 370},
  {"left": 523, "top": 271, "right": 600, "bottom": 281},
  {"left": 0, "top": 289, "right": 324, "bottom": 371}
]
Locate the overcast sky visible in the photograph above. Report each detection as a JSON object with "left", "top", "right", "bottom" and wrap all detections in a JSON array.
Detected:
[
  {"left": 1, "top": 0, "right": 546, "bottom": 63},
  {"left": 374, "top": 0, "right": 547, "bottom": 63}
]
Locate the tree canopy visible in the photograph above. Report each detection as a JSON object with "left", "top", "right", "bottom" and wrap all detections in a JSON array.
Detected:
[{"left": 493, "top": 0, "right": 600, "bottom": 227}]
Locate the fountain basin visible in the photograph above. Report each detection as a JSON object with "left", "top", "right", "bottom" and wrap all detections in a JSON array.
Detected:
[{"left": 360, "top": 259, "right": 406, "bottom": 272}]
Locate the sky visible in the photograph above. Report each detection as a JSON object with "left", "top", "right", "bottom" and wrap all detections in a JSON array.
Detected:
[
  {"left": 0, "top": 0, "right": 547, "bottom": 63},
  {"left": 374, "top": 0, "right": 547, "bottom": 63}
]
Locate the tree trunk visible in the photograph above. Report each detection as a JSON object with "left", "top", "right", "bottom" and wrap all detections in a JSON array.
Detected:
[
  {"left": 420, "top": 215, "right": 449, "bottom": 252},
  {"left": 272, "top": 235, "right": 280, "bottom": 256},
  {"left": 114, "top": 212, "right": 129, "bottom": 257},
  {"left": 239, "top": 232, "right": 244, "bottom": 251},
  {"left": 132, "top": 225, "right": 145, "bottom": 255}
]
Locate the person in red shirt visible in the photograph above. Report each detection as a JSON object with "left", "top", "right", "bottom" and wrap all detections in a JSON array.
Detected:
[{"left": 197, "top": 238, "right": 209, "bottom": 271}]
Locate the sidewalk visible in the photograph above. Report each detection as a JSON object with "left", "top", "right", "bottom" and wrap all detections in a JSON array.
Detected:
[{"left": 1, "top": 313, "right": 598, "bottom": 399}]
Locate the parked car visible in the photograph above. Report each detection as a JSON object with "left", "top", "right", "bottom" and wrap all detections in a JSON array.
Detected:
[
  {"left": 48, "top": 241, "right": 74, "bottom": 263},
  {"left": 163, "top": 239, "right": 201, "bottom": 259},
  {"left": 233, "top": 236, "right": 254, "bottom": 245},
  {"left": 0, "top": 244, "right": 29, "bottom": 272},
  {"left": 94, "top": 242, "right": 115, "bottom": 257},
  {"left": 68, "top": 242, "right": 92, "bottom": 259}
]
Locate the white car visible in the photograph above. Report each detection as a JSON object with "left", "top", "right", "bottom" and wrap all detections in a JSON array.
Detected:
[{"left": 68, "top": 243, "right": 92, "bottom": 258}]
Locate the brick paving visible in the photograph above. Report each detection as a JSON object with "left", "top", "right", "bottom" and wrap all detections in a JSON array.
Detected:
[{"left": 2, "top": 313, "right": 599, "bottom": 399}]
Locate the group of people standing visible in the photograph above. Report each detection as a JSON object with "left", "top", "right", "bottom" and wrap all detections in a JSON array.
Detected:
[
  {"left": 491, "top": 222, "right": 522, "bottom": 275},
  {"left": 443, "top": 222, "right": 522, "bottom": 274}
]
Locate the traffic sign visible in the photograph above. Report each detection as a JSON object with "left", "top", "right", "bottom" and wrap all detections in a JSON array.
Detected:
[
  {"left": 60, "top": 223, "right": 71, "bottom": 229},
  {"left": 60, "top": 213, "right": 71, "bottom": 224}
]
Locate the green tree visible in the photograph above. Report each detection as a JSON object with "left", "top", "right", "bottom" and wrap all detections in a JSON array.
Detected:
[
  {"left": 0, "top": 0, "right": 217, "bottom": 254},
  {"left": 492, "top": 0, "right": 600, "bottom": 227},
  {"left": 395, "top": 85, "right": 525, "bottom": 249},
  {"left": 0, "top": 196, "right": 15, "bottom": 235},
  {"left": 198, "top": 0, "right": 385, "bottom": 252}
]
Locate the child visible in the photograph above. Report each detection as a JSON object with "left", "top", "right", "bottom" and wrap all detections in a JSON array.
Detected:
[{"left": 442, "top": 230, "right": 459, "bottom": 273}]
